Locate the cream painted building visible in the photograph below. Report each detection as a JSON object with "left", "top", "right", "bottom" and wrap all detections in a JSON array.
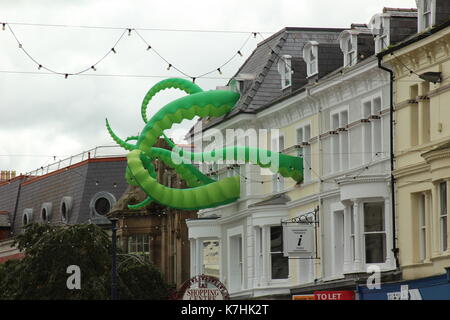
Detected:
[{"left": 381, "top": 0, "right": 450, "bottom": 282}]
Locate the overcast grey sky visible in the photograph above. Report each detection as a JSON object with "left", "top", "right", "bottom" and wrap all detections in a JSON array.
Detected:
[{"left": 0, "top": 0, "right": 416, "bottom": 174}]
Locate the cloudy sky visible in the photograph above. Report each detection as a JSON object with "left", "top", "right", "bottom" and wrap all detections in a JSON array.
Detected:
[{"left": 0, "top": 0, "right": 416, "bottom": 174}]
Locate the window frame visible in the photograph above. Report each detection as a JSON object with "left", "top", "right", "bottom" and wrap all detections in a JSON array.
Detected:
[
  {"left": 303, "top": 41, "right": 319, "bottom": 77},
  {"left": 339, "top": 32, "right": 357, "bottom": 67},
  {"left": 277, "top": 55, "right": 292, "bottom": 89},
  {"left": 269, "top": 225, "right": 289, "bottom": 280},
  {"left": 128, "top": 233, "right": 150, "bottom": 255},
  {"left": 363, "top": 201, "right": 387, "bottom": 264},
  {"left": 296, "top": 122, "right": 312, "bottom": 183},
  {"left": 439, "top": 181, "right": 448, "bottom": 252},
  {"left": 330, "top": 106, "right": 350, "bottom": 173}
]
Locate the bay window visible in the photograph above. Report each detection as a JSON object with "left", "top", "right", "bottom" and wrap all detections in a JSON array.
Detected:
[
  {"left": 364, "top": 202, "right": 386, "bottom": 264},
  {"left": 270, "top": 226, "right": 288, "bottom": 279}
]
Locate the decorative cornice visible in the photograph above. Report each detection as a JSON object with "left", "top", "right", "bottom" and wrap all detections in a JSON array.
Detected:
[{"left": 335, "top": 174, "right": 390, "bottom": 186}]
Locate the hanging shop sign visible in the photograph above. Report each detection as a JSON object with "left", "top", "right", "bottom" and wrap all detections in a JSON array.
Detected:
[
  {"left": 176, "top": 274, "right": 230, "bottom": 300},
  {"left": 283, "top": 224, "right": 314, "bottom": 257},
  {"left": 314, "top": 291, "right": 355, "bottom": 300}
]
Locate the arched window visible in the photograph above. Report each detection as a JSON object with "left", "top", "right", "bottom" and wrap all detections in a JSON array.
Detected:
[
  {"left": 41, "top": 202, "right": 52, "bottom": 223},
  {"left": 60, "top": 197, "right": 73, "bottom": 223},
  {"left": 22, "top": 208, "right": 33, "bottom": 227},
  {"left": 339, "top": 32, "right": 357, "bottom": 67},
  {"left": 303, "top": 41, "right": 318, "bottom": 77}
]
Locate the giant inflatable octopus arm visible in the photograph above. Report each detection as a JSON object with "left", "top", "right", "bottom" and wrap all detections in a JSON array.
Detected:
[{"left": 106, "top": 78, "right": 303, "bottom": 210}]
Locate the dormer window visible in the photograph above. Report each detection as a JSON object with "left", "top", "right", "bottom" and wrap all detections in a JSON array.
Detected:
[
  {"left": 417, "top": 0, "right": 435, "bottom": 31},
  {"left": 303, "top": 41, "right": 318, "bottom": 77},
  {"left": 339, "top": 32, "right": 357, "bottom": 67},
  {"left": 277, "top": 55, "right": 292, "bottom": 89},
  {"left": 370, "top": 14, "right": 390, "bottom": 54}
]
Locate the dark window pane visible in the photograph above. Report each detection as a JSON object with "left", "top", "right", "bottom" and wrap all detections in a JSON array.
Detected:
[
  {"left": 365, "top": 233, "right": 386, "bottom": 263},
  {"left": 270, "top": 226, "right": 283, "bottom": 252},
  {"left": 364, "top": 203, "right": 384, "bottom": 232},
  {"left": 440, "top": 182, "right": 447, "bottom": 215},
  {"left": 271, "top": 253, "right": 288, "bottom": 279},
  {"left": 95, "top": 197, "right": 111, "bottom": 215}
]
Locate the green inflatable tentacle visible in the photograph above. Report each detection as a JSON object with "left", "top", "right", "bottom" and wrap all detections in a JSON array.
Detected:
[
  {"left": 107, "top": 77, "right": 304, "bottom": 211},
  {"left": 125, "top": 136, "right": 139, "bottom": 142},
  {"left": 141, "top": 78, "right": 203, "bottom": 123},
  {"left": 127, "top": 149, "right": 240, "bottom": 210},
  {"left": 128, "top": 196, "right": 153, "bottom": 209},
  {"left": 150, "top": 147, "right": 215, "bottom": 187},
  {"left": 137, "top": 90, "right": 240, "bottom": 154},
  {"left": 170, "top": 146, "right": 303, "bottom": 182},
  {"left": 106, "top": 119, "right": 136, "bottom": 151}
]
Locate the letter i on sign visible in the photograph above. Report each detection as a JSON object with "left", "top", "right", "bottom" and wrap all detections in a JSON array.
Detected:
[{"left": 298, "top": 235, "right": 303, "bottom": 246}]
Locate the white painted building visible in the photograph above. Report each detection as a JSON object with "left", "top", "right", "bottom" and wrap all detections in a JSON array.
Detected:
[{"left": 186, "top": 8, "right": 418, "bottom": 299}]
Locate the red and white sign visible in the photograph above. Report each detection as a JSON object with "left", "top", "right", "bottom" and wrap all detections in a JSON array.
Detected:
[{"left": 314, "top": 291, "right": 355, "bottom": 300}]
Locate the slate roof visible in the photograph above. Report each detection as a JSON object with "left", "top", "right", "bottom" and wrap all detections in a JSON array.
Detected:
[
  {"left": 187, "top": 27, "right": 345, "bottom": 137},
  {"left": 0, "top": 157, "right": 128, "bottom": 234}
]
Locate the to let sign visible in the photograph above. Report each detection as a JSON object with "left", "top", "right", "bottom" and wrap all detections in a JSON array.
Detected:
[{"left": 314, "top": 291, "right": 355, "bottom": 300}]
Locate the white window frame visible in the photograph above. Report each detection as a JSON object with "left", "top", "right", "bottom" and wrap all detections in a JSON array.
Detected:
[
  {"left": 418, "top": 193, "right": 427, "bottom": 262},
  {"left": 361, "top": 93, "right": 383, "bottom": 163},
  {"left": 339, "top": 32, "right": 357, "bottom": 67},
  {"left": 344, "top": 199, "right": 393, "bottom": 273},
  {"left": 418, "top": 0, "right": 435, "bottom": 31},
  {"left": 363, "top": 201, "right": 387, "bottom": 265},
  {"left": 370, "top": 14, "right": 390, "bottom": 54},
  {"left": 269, "top": 225, "right": 289, "bottom": 281},
  {"left": 330, "top": 106, "right": 350, "bottom": 173},
  {"left": 277, "top": 55, "right": 292, "bottom": 89},
  {"left": 296, "top": 122, "right": 312, "bottom": 183},
  {"left": 303, "top": 41, "right": 319, "bottom": 77}
]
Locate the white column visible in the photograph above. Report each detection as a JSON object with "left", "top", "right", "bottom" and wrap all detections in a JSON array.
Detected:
[
  {"left": 261, "top": 226, "right": 269, "bottom": 286},
  {"left": 330, "top": 211, "right": 337, "bottom": 276},
  {"left": 196, "top": 239, "right": 202, "bottom": 275},
  {"left": 353, "top": 200, "right": 363, "bottom": 271},
  {"left": 343, "top": 204, "right": 351, "bottom": 273},
  {"left": 190, "top": 239, "right": 196, "bottom": 277},
  {"left": 384, "top": 197, "right": 393, "bottom": 267}
]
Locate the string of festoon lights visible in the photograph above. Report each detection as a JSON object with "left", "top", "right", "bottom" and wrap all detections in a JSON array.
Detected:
[{"left": 1, "top": 22, "right": 258, "bottom": 81}]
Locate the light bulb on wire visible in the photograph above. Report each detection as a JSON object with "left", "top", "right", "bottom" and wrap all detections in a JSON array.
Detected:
[
  {"left": 237, "top": 50, "right": 243, "bottom": 57},
  {"left": 167, "top": 64, "right": 172, "bottom": 71},
  {"left": 91, "top": 66, "right": 97, "bottom": 71},
  {"left": 111, "top": 48, "right": 116, "bottom": 54},
  {"left": 2, "top": 23, "right": 5, "bottom": 31},
  {"left": 217, "top": 68, "right": 222, "bottom": 75}
]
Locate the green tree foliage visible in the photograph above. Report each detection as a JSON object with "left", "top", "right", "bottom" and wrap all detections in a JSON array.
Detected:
[{"left": 0, "top": 223, "right": 169, "bottom": 300}]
